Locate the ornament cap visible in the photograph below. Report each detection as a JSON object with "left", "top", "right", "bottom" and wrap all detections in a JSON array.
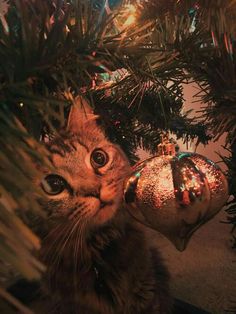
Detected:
[{"left": 157, "top": 133, "right": 177, "bottom": 156}]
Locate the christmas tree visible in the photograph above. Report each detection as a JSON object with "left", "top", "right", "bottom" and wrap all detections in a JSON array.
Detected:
[{"left": 0, "top": 0, "right": 235, "bottom": 312}]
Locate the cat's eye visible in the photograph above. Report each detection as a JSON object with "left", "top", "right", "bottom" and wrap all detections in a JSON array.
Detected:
[
  {"left": 41, "top": 174, "right": 67, "bottom": 195},
  {"left": 90, "top": 149, "right": 108, "bottom": 168}
]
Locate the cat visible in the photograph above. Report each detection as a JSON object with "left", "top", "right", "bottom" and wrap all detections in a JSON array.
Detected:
[{"left": 36, "top": 96, "right": 172, "bottom": 314}]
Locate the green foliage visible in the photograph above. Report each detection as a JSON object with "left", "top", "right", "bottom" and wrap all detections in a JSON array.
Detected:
[
  {"left": 0, "top": 108, "right": 48, "bottom": 311},
  {"left": 0, "top": 0, "right": 236, "bottom": 310}
]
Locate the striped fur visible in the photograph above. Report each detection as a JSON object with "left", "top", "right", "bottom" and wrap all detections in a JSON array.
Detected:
[{"left": 38, "top": 97, "right": 172, "bottom": 313}]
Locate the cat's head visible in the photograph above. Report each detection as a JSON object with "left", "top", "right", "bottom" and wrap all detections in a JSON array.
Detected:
[{"left": 39, "top": 96, "right": 131, "bottom": 227}]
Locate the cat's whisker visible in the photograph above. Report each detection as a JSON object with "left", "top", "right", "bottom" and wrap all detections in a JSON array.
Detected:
[
  {"left": 78, "top": 216, "right": 89, "bottom": 263},
  {"left": 52, "top": 205, "right": 86, "bottom": 253},
  {"left": 43, "top": 210, "right": 88, "bottom": 270},
  {"left": 74, "top": 214, "right": 88, "bottom": 263},
  {"left": 43, "top": 222, "right": 64, "bottom": 241},
  {"left": 58, "top": 213, "right": 87, "bottom": 260},
  {"left": 73, "top": 220, "right": 82, "bottom": 269},
  {"left": 73, "top": 216, "right": 91, "bottom": 293},
  {"left": 49, "top": 224, "right": 78, "bottom": 270},
  {"left": 73, "top": 216, "right": 89, "bottom": 290},
  {"left": 68, "top": 203, "right": 86, "bottom": 221},
  {"left": 43, "top": 222, "right": 70, "bottom": 257},
  {"left": 44, "top": 222, "right": 74, "bottom": 267}
]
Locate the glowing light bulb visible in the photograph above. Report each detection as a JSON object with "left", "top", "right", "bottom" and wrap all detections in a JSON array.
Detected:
[{"left": 123, "top": 4, "right": 136, "bottom": 27}]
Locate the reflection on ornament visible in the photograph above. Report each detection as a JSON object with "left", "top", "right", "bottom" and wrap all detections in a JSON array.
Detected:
[{"left": 124, "top": 152, "right": 228, "bottom": 251}]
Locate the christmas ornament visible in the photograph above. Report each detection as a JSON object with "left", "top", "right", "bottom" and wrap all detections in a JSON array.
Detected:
[{"left": 124, "top": 143, "right": 228, "bottom": 251}]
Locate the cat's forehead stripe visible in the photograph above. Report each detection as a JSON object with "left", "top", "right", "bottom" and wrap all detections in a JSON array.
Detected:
[
  {"left": 73, "top": 136, "right": 89, "bottom": 152},
  {"left": 48, "top": 146, "right": 66, "bottom": 157},
  {"left": 48, "top": 137, "right": 89, "bottom": 156}
]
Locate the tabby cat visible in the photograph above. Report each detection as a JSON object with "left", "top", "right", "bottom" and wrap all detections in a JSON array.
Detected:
[{"left": 37, "top": 96, "right": 172, "bottom": 314}]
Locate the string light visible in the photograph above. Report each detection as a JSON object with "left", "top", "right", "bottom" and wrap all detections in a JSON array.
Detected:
[{"left": 123, "top": 4, "right": 136, "bottom": 27}]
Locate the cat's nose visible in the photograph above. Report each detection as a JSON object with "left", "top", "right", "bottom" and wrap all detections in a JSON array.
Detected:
[
  {"left": 100, "top": 200, "right": 110, "bottom": 208},
  {"left": 83, "top": 189, "right": 100, "bottom": 199},
  {"left": 89, "top": 191, "right": 100, "bottom": 199},
  {"left": 79, "top": 182, "right": 101, "bottom": 199}
]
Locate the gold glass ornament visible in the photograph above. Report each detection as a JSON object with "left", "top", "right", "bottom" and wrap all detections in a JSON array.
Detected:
[{"left": 124, "top": 150, "right": 228, "bottom": 251}]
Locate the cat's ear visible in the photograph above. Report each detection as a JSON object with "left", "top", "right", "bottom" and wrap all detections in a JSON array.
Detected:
[{"left": 67, "top": 96, "right": 98, "bottom": 133}]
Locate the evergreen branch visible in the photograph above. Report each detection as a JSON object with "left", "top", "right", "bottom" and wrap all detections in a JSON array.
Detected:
[
  {"left": 0, "top": 286, "right": 33, "bottom": 314},
  {"left": 0, "top": 1, "right": 235, "bottom": 309},
  {"left": 0, "top": 109, "right": 48, "bottom": 285}
]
